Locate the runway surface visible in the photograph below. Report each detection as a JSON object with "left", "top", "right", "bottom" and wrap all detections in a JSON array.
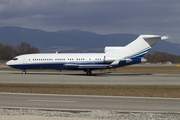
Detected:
[
  {"left": 0, "top": 93, "right": 180, "bottom": 113},
  {"left": 0, "top": 71, "right": 180, "bottom": 85}
]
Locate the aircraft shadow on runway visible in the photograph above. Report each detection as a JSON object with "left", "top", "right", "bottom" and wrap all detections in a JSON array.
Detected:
[
  {"left": 8, "top": 72, "right": 152, "bottom": 77},
  {"left": 64, "top": 72, "right": 152, "bottom": 77}
]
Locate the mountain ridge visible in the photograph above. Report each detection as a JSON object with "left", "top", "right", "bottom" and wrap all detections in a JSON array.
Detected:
[{"left": 0, "top": 26, "right": 179, "bottom": 55}]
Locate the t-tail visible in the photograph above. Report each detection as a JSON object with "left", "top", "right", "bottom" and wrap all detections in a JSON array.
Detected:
[{"left": 105, "top": 35, "right": 168, "bottom": 66}]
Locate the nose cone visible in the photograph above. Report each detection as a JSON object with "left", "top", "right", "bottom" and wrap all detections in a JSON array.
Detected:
[
  {"left": 6, "top": 61, "right": 11, "bottom": 66},
  {"left": 6, "top": 60, "right": 15, "bottom": 67}
]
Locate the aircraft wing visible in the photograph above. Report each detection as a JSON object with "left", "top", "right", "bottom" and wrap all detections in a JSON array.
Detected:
[
  {"left": 64, "top": 58, "right": 132, "bottom": 69},
  {"left": 63, "top": 64, "right": 111, "bottom": 69}
]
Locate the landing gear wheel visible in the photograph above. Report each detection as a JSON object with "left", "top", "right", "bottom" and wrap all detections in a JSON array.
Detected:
[
  {"left": 86, "top": 70, "right": 92, "bottom": 75},
  {"left": 84, "top": 69, "right": 92, "bottom": 75},
  {"left": 21, "top": 69, "right": 26, "bottom": 74},
  {"left": 22, "top": 71, "right": 26, "bottom": 74}
]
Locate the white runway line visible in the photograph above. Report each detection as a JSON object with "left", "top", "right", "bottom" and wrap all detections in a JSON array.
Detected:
[{"left": 28, "top": 100, "right": 77, "bottom": 103}]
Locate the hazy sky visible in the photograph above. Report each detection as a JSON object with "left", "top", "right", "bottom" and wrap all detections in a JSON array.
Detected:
[{"left": 0, "top": 0, "right": 180, "bottom": 43}]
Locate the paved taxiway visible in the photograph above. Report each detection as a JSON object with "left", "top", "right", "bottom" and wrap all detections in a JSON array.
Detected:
[
  {"left": 0, "top": 93, "right": 180, "bottom": 113},
  {"left": 0, "top": 71, "right": 180, "bottom": 85}
]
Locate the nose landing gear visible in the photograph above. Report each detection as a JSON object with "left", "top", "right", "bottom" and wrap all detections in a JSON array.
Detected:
[{"left": 21, "top": 69, "right": 26, "bottom": 74}]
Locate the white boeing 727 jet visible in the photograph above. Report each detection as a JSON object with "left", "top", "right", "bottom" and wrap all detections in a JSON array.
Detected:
[{"left": 6, "top": 35, "right": 168, "bottom": 75}]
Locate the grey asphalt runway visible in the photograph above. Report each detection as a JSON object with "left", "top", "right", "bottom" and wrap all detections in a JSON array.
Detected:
[
  {"left": 0, "top": 71, "right": 180, "bottom": 85},
  {"left": 0, "top": 93, "right": 180, "bottom": 113}
]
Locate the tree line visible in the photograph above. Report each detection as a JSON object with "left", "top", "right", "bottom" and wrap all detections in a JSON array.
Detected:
[
  {"left": 144, "top": 51, "right": 180, "bottom": 63},
  {"left": 1, "top": 42, "right": 180, "bottom": 63},
  {"left": 0, "top": 42, "right": 39, "bottom": 60}
]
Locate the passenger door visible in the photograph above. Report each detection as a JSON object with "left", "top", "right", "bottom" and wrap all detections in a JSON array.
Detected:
[{"left": 23, "top": 57, "right": 27, "bottom": 64}]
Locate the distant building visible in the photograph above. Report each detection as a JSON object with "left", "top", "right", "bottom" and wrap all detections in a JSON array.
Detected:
[{"left": 165, "top": 62, "right": 172, "bottom": 65}]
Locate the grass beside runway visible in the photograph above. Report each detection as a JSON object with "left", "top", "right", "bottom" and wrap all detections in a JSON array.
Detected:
[
  {"left": 1, "top": 63, "right": 180, "bottom": 98},
  {"left": 114, "top": 66, "right": 180, "bottom": 73},
  {"left": 0, "top": 84, "right": 180, "bottom": 98}
]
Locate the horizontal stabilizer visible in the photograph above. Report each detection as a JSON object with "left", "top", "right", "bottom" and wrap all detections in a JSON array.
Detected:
[{"left": 161, "top": 35, "right": 169, "bottom": 40}]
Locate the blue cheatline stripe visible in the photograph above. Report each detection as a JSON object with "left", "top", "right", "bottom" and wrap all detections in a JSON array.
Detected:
[
  {"left": 8, "top": 61, "right": 105, "bottom": 70},
  {"left": 127, "top": 48, "right": 150, "bottom": 58}
]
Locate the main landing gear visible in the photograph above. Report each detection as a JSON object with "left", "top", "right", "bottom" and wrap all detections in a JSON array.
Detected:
[
  {"left": 84, "top": 69, "right": 92, "bottom": 75},
  {"left": 21, "top": 69, "right": 26, "bottom": 74}
]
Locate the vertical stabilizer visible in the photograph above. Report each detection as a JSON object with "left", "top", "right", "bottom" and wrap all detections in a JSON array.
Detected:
[
  {"left": 104, "top": 35, "right": 168, "bottom": 59},
  {"left": 125, "top": 35, "right": 167, "bottom": 58}
]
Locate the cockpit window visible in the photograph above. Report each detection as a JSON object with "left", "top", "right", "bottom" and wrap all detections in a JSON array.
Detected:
[{"left": 12, "top": 58, "right": 18, "bottom": 61}]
